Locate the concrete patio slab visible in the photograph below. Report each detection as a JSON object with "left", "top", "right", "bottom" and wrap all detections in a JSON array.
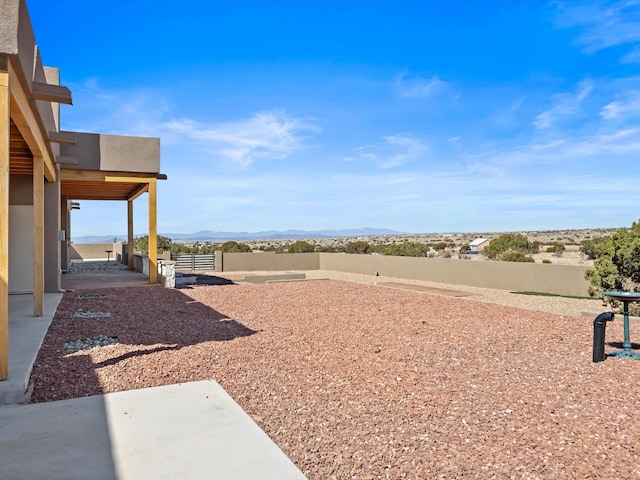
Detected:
[
  {"left": 0, "top": 380, "right": 306, "bottom": 480},
  {"left": 61, "top": 269, "right": 153, "bottom": 291}
]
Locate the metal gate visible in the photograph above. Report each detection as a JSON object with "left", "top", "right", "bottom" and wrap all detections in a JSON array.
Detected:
[{"left": 172, "top": 254, "right": 215, "bottom": 271}]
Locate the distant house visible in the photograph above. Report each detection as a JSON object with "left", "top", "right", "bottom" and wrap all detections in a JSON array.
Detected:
[{"left": 467, "top": 238, "right": 489, "bottom": 253}]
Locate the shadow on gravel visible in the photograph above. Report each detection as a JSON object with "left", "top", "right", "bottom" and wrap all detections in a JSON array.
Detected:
[
  {"left": 30, "top": 286, "right": 256, "bottom": 402},
  {"left": 607, "top": 341, "right": 640, "bottom": 350},
  {"left": 175, "top": 273, "right": 236, "bottom": 288},
  {"left": 95, "top": 345, "right": 182, "bottom": 368}
]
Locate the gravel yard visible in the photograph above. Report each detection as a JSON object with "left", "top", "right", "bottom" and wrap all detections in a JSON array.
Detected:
[{"left": 30, "top": 274, "right": 640, "bottom": 479}]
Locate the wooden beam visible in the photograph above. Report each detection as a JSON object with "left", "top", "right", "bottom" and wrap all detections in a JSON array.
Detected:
[
  {"left": 127, "top": 183, "right": 148, "bottom": 201},
  {"left": 0, "top": 69, "right": 9, "bottom": 380},
  {"left": 60, "top": 169, "right": 158, "bottom": 182},
  {"left": 33, "top": 157, "right": 44, "bottom": 316},
  {"left": 31, "top": 82, "right": 72, "bottom": 105},
  {"left": 7, "top": 60, "right": 56, "bottom": 182},
  {"left": 148, "top": 178, "right": 157, "bottom": 284},
  {"left": 128, "top": 200, "right": 134, "bottom": 271}
]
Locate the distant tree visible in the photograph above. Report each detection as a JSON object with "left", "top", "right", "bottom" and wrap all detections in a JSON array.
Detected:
[
  {"left": 218, "top": 241, "right": 252, "bottom": 253},
  {"left": 344, "top": 241, "right": 373, "bottom": 254},
  {"left": 134, "top": 235, "right": 172, "bottom": 254},
  {"left": 530, "top": 241, "right": 543, "bottom": 254},
  {"left": 586, "top": 221, "right": 640, "bottom": 297},
  {"left": 383, "top": 241, "right": 430, "bottom": 257},
  {"left": 432, "top": 242, "right": 449, "bottom": 252},
  {"left": 501, "top": 251, "right": 535, "bottom": 263},
  {"left": 287, "top": 241, "right": 315, "bottom": 253},
  {"left": 546, "top": 243, "right": 565, "bottom": 257},
  {"left": 580, "top": 236, "right": 610, "bottom": 260},
  {"left": 483, "top": 233, "right": 531, "bottom": 260}
]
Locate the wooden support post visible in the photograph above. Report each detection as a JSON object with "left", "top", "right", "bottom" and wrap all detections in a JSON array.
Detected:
[
  {"left": 148, "top": 179, "right": 157, "bottom": 284},
  {"left": 0, "top": 68, "right": 9, "bottom": 380},
  {"left": 33, "top": 157, "right": 44, "bottom": 316},
  {"left": 127, "top": 200, "right": 134, "bottom": 270}
]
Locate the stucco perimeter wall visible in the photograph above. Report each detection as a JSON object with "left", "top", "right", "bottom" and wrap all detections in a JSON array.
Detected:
[
  {"left": 70, "top": 242, "right": 121, "bottom": 261},
  {"left": 217, "top": 252, "right": 320, "bottom": 272},
  {"left": 319, "top": 253, "right": 591, "bottom": 297}
]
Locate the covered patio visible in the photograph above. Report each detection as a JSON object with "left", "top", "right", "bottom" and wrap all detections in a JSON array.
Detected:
[{"left": 1, "top": 0, "right": 165, "bottom": 387}]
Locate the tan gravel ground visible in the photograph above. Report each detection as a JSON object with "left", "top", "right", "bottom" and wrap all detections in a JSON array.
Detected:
[{"left": 30, "top": 274, "right": 640, "bottom": 479}]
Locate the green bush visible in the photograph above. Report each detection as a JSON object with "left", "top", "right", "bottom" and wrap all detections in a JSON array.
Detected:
[
  {"left": 134, "top": 235, "right": 173, "bottom": 254},
  {"left": 218, "top": 241, "right": 252, "bottom": 253},
  {"left": 286, "top": 241, "right": 315, "bottom": 253},
  {"left": 585, "top": 220, "right": 640, "bottom": 297},
  {"left": 501, "top": 251, "right": 535, "bottom": 263},
  {"left": 542, "top": 259, "right": 552, "bottom": 264},
  {"left": 382, "top": 241, "right": 430, "bottom": 257},
  {"left": 580, "top": 236, "right": 610, "bottom": 260},
  {"left": 546, "top": 243, "right": 565, "bottom": 257},
  {"left": 344, "top": 241, "right": 373, "bottom": 254},
  {"left": 483, "top": 233, "right": 531, "bottom": 260}
]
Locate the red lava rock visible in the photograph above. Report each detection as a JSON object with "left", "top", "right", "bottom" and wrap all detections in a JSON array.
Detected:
[{"left": 30, "top": 280, "right": 640, "bottom": 479}]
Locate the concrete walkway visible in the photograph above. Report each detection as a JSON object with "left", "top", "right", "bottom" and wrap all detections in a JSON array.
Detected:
[
  {"left": 1, "top": 270, "right": 306, "bottom": 479},
  {"left": 1, "top": 293, "right": 63, "bottom": 404}
]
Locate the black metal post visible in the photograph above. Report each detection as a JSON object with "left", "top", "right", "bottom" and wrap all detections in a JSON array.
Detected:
[{"left": 593, "top": 311, "right": 615, "bottom": 362}]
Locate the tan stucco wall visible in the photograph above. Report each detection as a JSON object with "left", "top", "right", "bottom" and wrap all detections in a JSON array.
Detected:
[
  {"left": 70, "top": 242, "right": 121, "bottom": 261},
  {"left": 217, "top": 252, "right": 320, "bottom": 272},
  {"left": 218, "top": 252, "right": 591, "bottom": 297},
  {"left": 60, "top": 133, "right": 160, "bottom": 174},
  {"left": 319, "top": 253, "right": 590, "bottom": 297}
]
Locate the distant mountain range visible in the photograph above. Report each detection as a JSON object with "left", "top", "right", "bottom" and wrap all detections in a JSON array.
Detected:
[{"left": 72, "top": 227, "right": 406, "bottom": 244}]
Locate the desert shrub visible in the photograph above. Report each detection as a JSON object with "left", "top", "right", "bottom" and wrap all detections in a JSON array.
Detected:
[
  {"left": 542, "top": 259, "right": 552, "bottom": 264},
  {"left": 344, "top": 241, "right": 373, "bottom": 254},
  {"left": 585, "top": 220, "right": 640, "bottom": 297},
  {"left": 530, "top": 241, "right": 543, "bottom": 254},
  {"left": 286, "top": 240, "right": 315, "bottom": 253},
  {"left": 546, "top": 243, "right": 565, "bottom": 257},
  {"left": 383, "top": 241, "right": 430, "bottom": 257},
  {"left": 134, "top": 235, "right": 172, "bottom": 254},
  {"left": 218, "top": 241, "right": 252, "bottom": 253},
  {"left": 501, "top": 251, "right": 535, "bottom": 263},
  {"left": 580, "top": 236, "right": 610, "bottom": 260},
  {"left": 483, "top": 233, "right": 531, "bottom": 260}
]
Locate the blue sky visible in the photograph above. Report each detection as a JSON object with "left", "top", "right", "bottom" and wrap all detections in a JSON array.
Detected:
[{"left": 27, "top": 0, "right": 640, "bottom": 236}]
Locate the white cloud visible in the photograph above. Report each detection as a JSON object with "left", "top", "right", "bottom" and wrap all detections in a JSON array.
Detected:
[
  {"left": 163, "top": 111, "right": 319, "bottom": 167},
  {"left": 600, "top": 90, "right": 640, "bottom": 119},
  {"left": 533, "top": 81, "right": 593, "bottom": 129},
  {"left": 554, "top": 1, "right": 640, "bottom": 59},
  {"left": 351, "top": 134, "right": 429, "bottom": 169},
  {"left": 394, "top": 73, "right": 455, "bottom": 100}
]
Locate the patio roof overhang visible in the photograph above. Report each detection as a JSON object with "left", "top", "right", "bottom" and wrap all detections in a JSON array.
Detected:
[{"left": 60, "top": 169, "right": 167, "bottom": 202}]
